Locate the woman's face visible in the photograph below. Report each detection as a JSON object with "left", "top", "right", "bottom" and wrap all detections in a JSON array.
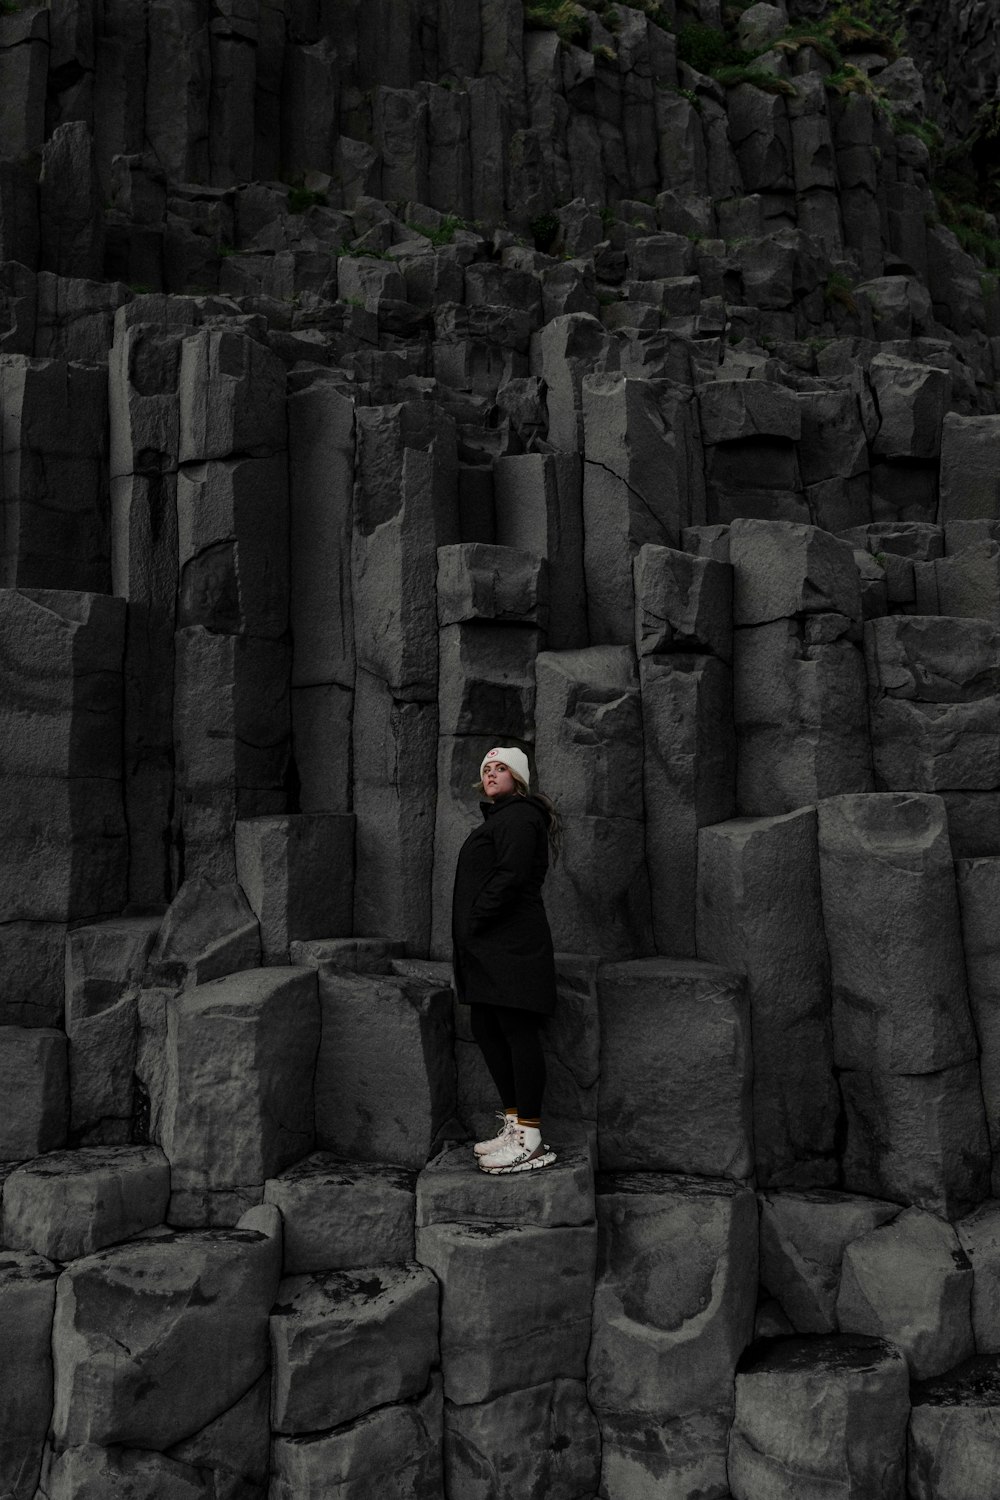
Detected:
[{"left": 482, "top": 761, "right": 517, "bottom": 799}]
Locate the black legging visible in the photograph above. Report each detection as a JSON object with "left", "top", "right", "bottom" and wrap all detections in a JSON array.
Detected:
[{"left": 469, "top": 1004, "right": 547, "bottom": 1121}]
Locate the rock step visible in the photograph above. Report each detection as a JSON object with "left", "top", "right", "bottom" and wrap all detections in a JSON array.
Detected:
[
  {"left": 264, "top": 1154, "right": 418, "bottom": 1274},
  {"left": 1, "top": 1145, "right": 169, "bottom": 1262},
  {"left": 909, "top": 1354, "right": 1000, "bottom": 1500},
  {"left": 269, "top": 1262, "right": 439, "bottom": 1437},
  {"left": 728, "top": 1334, "right": 910, "bottom": 1500}
]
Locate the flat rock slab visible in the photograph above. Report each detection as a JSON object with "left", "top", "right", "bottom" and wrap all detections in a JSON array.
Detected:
[
  {"left": 270, "top": 1263, "right": 439, "bottom": 1434},
  {"left": 0, "top": 1248, "right": 59, "bottom": 1500},
  {"left": 264, "top": 1154, "right": 416, "bottom": 1273},
  {"left": 909, "top": 1355, "right": 1000, "bottom": 1500},
  {"left": 270, "top": 1377, "right": 443, "bottom": 1500},
  {"left": 416, "top": 1218, "right": 596, "bottom": 1404},
  {"left": 836, "top": 1207, "right": 974, "bottom": 1379},
  {"left": 597, "top": 958, "right": 752, "bottom": 1177},
  {"left": 51, "top": 1204, "right": 281, "bottom": 1450},
  {"left": 759, "top": 1188, "right": 900, "bottom": 1333},
  {"left": 416, "top": 1143, "right": 594, "bottom": 1229},
  {"left": 2, "top": 1146, "right": 169, "bottom": 1262},
  {"left": 444, "top": 1378, "right": 600, "bottom": 1500},
  {"left": 729, "top": 1335, "right": 909, "bottom": 1500}
]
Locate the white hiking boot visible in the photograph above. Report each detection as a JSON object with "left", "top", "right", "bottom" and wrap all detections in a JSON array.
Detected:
[
  {"left": 473, "top": 1113, "right": 516, "bottom": 1158},
  {"left": 479, "top": 1123, "right": 556, "bottom": 1174}
]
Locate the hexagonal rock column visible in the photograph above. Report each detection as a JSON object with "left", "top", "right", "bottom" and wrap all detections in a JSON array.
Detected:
[
  {"left": 956, "top": 856, "right": 1000, "bottom": 1196},
  {"left": 909, "top": 1356, "right": 1000, "bottom": 1500},
  {"left": 415, "top": 1217, "right": 596, "bottom": 1406},
  {"left": 728, "top": 519, "right": 871, "bottom": 815},
  {"left": 818, "top": 792, "right": 989, "bottom": 1215},
  {"left": 0, "top": 922, "right": 66, "bottom": 1028},
  {"left": 697, "top": 807, "right": 837, "bottom": 1188},
  {"left": 0, "top": 1027, "right": 68, "bottom": 1160},
  {"left": 589, "top": 1172, "right": 757, "bottom": 1499},
  {"left": 154, "top": 966, "right": 320, "bottom": 1226},
  {"left": 581, "top": 373, "right": 699, "bottom": 643},
  {"left": 0, "top": 1249, "right": 59, "bottom": 1500},
  {"left": 836, "top": 1208, "right": 975, "bottom": 1379},
  {"left": 864, "top": 615, "right": 1000, "bottom": 792},
  {"left": 2, "top": 1146, "right": 169, "bottom": 1262},
  {"left": 65, "top": 915, "right": 161, "bottom": 1146},
  {"left": 270, "top": 1264, "right": 439, "bottom": 1434},
  {"left": 758, "top": 1189, "right": 899, "bottom": 1333},
  {"left": 444, "top": 1379, "right": 601, "bottom": 1500},
  {"left": 235, "top": 813, "right": 355, "bottom": 964},
  {"left": 264, "top": 1154, "right": 417, "bottom": 1274},
  {"left": 957, "top": 1200, "right": 1000, "bottom": 1352},
  {"left": 728, "top": 1336, "right": 910, "bottom": 1500},
  {"left": 534, "top": 647, "right": 653, "bottom": 958},
  {"left": 939, "top": 413, "right": 1000, "bottom": 522},
  {"left": 51, "top": 1203, "right": 281, "bottom": 1451},
  {"left": 597, "top": 958, "right": 752, "bottom": 1177},
  {"left": 493, "top": 452, "right": 587, "bottom": 651},
  {"left": 312, "top": 969, "right": 455, "bottom": 1171},
  {"left": 270, "top": 1376, "right": 444, "bottom": 1500},
  {"left": 0, "top": 588, "right": 126, "bottom": 923}
]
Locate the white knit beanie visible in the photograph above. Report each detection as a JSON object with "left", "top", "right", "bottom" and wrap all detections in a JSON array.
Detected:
[{"left": 479, "top": 746, "right": 531, "bottom": 790}]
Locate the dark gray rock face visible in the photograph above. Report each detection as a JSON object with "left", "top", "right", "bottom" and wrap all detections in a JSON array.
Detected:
[{"left": 3, "top": 1, "right": 1000, "bottom": 1492}]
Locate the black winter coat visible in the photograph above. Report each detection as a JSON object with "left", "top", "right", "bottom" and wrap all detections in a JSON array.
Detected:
[{"left": 451, "top": 793, "right": 557, "bottom": 1015}]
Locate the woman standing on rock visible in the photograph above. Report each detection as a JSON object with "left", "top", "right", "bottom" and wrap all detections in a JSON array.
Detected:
[{"left": 451, "top": 746, "right": 560, "bottom": 1174}]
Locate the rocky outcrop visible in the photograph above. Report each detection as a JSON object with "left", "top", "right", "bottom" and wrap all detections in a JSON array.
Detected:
[{"left": 2, "top": 1, "right": 1000, "bottom": 1495}]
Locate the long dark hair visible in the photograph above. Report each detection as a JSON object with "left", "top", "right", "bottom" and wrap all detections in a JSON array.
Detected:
[{"left": 514, "top": 778, "right": 561, "bottom": 864}]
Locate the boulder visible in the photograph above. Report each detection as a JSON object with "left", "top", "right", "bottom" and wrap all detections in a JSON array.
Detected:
[
  {"left": 817, "top": 793, "right": 977, "bottom": 1073},
  {"left": 0, "top": 1249, "right": 58, "bottom": 1500},
  {"left": 264, "top": 1156, "right": 417, "bottom": 1274},
  {"left": 909, "top": 1356, "right": 1000, "bottom": 1500},
  {"left": 51, "top": 1204, "right": 281, "bottom": 1450},
  {"left": 0, "top": 1028, "right": 68, "bottom": 1161},
  {"left": 271, "top": 1263, "right": 439, "bottom": 1434},
  {"left": 2, "top": 1147, "right": 169, "bottom": 1262},
  {"left": 729, "top": 1336, "right": 909, "bottom": 1500},
  {"left": 313, "top": 969, "right": 456, "bottom": 1170},
  {"left": 597, "top": 958, "right": 752, "bottom": 1177},
  {"left": 728, "top": 518, "right": 861, "bottom": 625},
  {"left": 270, "top": 1377, "right": 443, "bottom": 1500},
  {"left": 837, "top": 1207, "right": 974, "bottom": 1379},
  {"left": 759, "top": 1189, "right": 900, "bottom": 1333},
  {"left": 697, "top": 809, "right": 837, "bottom": 1187},
  {"left": 156, "top": 967, "right": 319, "bottom": 1225},
  {"left": 235, "top": 813, "right": 355, "bottom": 963},
  {"left": 840, "top": 1063, "right": 990, "bottom": 1219},
  {"left": 444, "top": 1378, "right": 600, "bottom": 1500},
  {"left": 415, "top": 1218, "right": 596, "bottom": 1403},
  {"left": 590, "top": 1172, "right": 757, "bottom": 1499}
]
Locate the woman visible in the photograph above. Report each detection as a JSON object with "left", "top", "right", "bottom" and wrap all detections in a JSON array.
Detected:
[{"left": 451, "top": 745, "right": 560, "bottom": 1174}]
